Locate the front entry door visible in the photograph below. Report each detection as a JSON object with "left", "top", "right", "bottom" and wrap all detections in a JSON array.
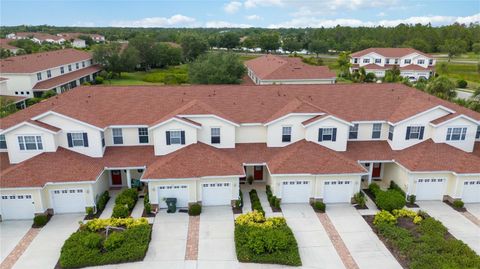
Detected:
[
  {"left": 372, "top": 163, "right": 381, "bottom": 178},
  {"left": 254, "top": 166, "right": 263, "bottom": 180},
  {"left": 111, "top": 170, "right": 122, "bottom": 185}
]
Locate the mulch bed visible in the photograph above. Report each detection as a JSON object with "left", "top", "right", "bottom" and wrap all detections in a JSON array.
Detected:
[
  {"left": 310, "top": 204, "right": 325, "bottom": 213},
  {"left": 84, "top": 196, "right": 111, "bottom": 220},
  {"left": 270, "top": 206, "right": 282, "bottom": 213},
  {"left": 444, "top": 200, "right": 467, "bottom": 212},
  {"left": 32, "top": 213, "right": 53, "bottom": 228},
  {"left": 354, "top": 204, "right": 368, "bottom": 210},
  {"left": 232, "top": 207, "right": 243, "bottom": 214},
  {"left": 405, "top": 203, "right": 419, "bottom": 208},
  {"left": 363, "top": 189, "right": 376, "bottom": 203},
  {"left": 141, "top": 209, "right": 156, "bottom": 218}
]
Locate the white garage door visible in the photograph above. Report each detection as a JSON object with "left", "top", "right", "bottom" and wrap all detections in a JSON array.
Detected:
[
  {"left": 1, "top": 194, "right": 35, "bottom": 220},
  {"left": 158, "top": 185, "right": 189, "bottom": 208},
  {"left": 281, "top": 181, "right": 311, "bottom": 203},
  {"left": 202, "top": 183, "right": 232, "bottom": 206},
  {"left": 324, "top": 180, "right": 353, "bottom": 203},
  {"left": 415, "top": 178, "right": 445, "bottom": 201},
  {"left": 52, "top": 189, "right": 86, "bottom": 214},
  {"left": 462, "top": 180, "right": 480, "bottom": 203}
]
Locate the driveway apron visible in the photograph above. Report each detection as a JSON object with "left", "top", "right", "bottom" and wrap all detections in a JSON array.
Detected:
[{"left": 0, "top": 220, "right": 32, "bottom": 263}]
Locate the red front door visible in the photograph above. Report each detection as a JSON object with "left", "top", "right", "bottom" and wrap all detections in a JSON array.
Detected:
[
  {"left": 372, "top": 163, "right": 381, "bottom": 178},
  {"left": 254, "top": 166, "right": 263, "bottom": 180},
  {"left": 111, "top": 170, "right": 122, "bottom": 185}
]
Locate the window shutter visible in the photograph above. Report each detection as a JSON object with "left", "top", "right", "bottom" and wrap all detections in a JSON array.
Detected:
[
  {"left": 181, "top": 131, "right": 186, "bottom": 145},
  {"left": 332, "top": 128, "right": 337, "bottom": 141},
  {"left": 405, "top": 127, "right": 411, "bottom": 140},
  {"left": 166, "top": 131, "right": 171, "bottom": 145},
  {"left": 318, "top": 128, "right": 323, "bottom": 142},
  {"left": 83, "top": 133, "right": 89, "bottom": 147},
  {"left": 419, "top": 127, "right": 425, "bottom": 139},
  {"left": 67, "top": 133, "right": 73, "bottom": 147}
]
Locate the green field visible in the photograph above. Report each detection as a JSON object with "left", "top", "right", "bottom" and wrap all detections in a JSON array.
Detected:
[
  {"left": 105, "top": 65, "right": 189, "bottom": 86},
  {"left": 437, "top": 62, "right": 480, "bottom": 89},
  {"left": 433, "top": 52, "right": 480, "bottom": 61}
]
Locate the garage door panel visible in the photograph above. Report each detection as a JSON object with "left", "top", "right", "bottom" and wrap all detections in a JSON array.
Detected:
[
  {"left": 52, "top": 188, "right": 86, "bottom": 214},
  {"left": 1, "top": 194, "right": 35, "bottom": 220},
  {"left": 462, "top": 180, "right": 480, "bottom": 203},
  {"left": 415, "top": 178, "right": 445, "bottom": 201},
  {"left": 158, "top": 185, "right": 189, "bottom": 208},
  {"left": 282, "top": 181, "right": 311, "bottom": 204},
  {"left": 324, "top": 180, "right": 352, "bottom": 203},
  {"left": 202, "top": 182, "right": 232, "bottom": 206}
]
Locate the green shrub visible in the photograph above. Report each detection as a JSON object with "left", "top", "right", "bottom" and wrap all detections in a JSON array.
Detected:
[
  {"left": 97, "top": 191, "right": 110, "bottom": 212},
  {"left": 82, "top": 233, "right": 103, "bottom": 249},
  {"left": 189, "top": 203, "right": 202, "bottom": 216},
  {"left": 417, "top": 217, "right": 447, "bottom": 237},
  {"left": 354, "top": 192, "right": 367, "bottom": 207},
  {"left": 239, "top": 190, "right": 244, "bottom": 208},
  {"left": 408, "top": 195, "right": 416, "bottom": 205},
  {"left": 95, "top": 76, "right": 104, "bottom": 84},
  {"left": 313, "top": 201, "right": 326, "bottom": 212},
  {"left": 114, "top": 188, "right": 138, "bottom": 212},
  {"left": 33, "top": 215, "right": 48, "bottom": 227},
  {"left": 453, "top": 200, "right": 464, "bottom": 208},
  {"left": 376, "top": 190, "right": 406, "bottom": 211},
  {"left": 389, "top": 181, "right": 406, "bottom": 197},
  {"left": 247, "top": 175, "right": 254, "bottom": 185},
  {"left": 456, "top": 79, "right": 468, "bottom": 88},
  {"left": 368, "top": 183, "right": 381, "bottom": 197},
  {"left": 112, "top": 204, "right": 130, "bottom": 218},
  {"left": 104, "top": 232, "right": 125, "bottom": 251},
  {"left": 273, "top": 197, "right": 281, "bottom": 209},
  {"left": 373, "top": 210, "right": 397, "bottom": 226},
  {"left": 249, "top": 190, "right": 264, "bottom": 215},
  {"left": 86, "top": 207, "right": 94, "bottom": 216}
]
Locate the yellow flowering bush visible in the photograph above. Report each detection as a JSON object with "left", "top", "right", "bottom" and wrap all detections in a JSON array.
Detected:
[
  {"left": 373, "top": 210, "right": 397, "bottom": 226},
  {"left": 392, "top": 209, "right": 417, "bottom": 219},
  {"left": 81, "top": 217, "right": 149, "bottom": 232},
  {"left": 235, "top": 211, "right": 286, "bottom": 228},
  {"left": 413, "top": 215, "right": 423, "bottom": 224}
]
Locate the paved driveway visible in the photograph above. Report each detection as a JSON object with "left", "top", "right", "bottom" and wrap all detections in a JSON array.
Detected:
[
  {"left": 465, "top": 203, "right": 480, "bottom": 220},
  {"left": 0, "top": 220, "right": 32, "bottom": 263},
  {"left": 13, "top": 214, "right": 84, "bottom": 269},
  {"left": 282, "top": 204, "right": 345, "bottom": 269},
  {"left": 198, "top": 206, "right": 236, "bottom": 269},
  {"left": 326, "top": 205, "right": 402, "bottom": 269},
  {"left": 418, "top": 201, "right": 480, "bottom": 255}
]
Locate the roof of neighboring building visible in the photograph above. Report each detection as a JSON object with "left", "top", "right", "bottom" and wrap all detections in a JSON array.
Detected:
[
  {"left": 399, "top": 64, "right": 434, "bottom": 71},
  {"left": 32, "top": 65, "right": 101, "bottom": 90},
  {"left": 12, "top": 32, "right": 64, "bottom": 42},
  {"left": 1, "top": 83, "right": 478, "bottom": 131},
  {"left": 27, "top": 120, "right": 61, "bottom": 132},
  {"left": 0, "top": 95, "right": 27, "bottom": 104},
  {"left": 0, "top": 49, "right": 92, "bottom": 73},
  {"left": 245, "top": 54, "right": 336, "bottom": 80},
  {"left": 474, "top": 142, "right": 480, "bottom": 158},
  {"left": 0, "top": 39, "right": 18, "bottom": 50},
  {"left": 351, "top": 48, "right": 432, "bottom": 58}
]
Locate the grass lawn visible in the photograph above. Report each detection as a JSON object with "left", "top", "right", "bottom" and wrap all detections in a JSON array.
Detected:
[
  {"left": 433, "top": 52, "right": 480, "bottom": 61},
  {"left": 105, "top": 65, "right": 189, "bottom": 86},
  {"left": 437, "top": 62, "right": 480, "bottom": 89}
]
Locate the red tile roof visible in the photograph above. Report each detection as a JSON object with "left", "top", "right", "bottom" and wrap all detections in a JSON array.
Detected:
[
  {"left": 351, "top": 48, "right": 432, "bottom": 58},
  {"left": 1, "top": 84, "right": 478, "bottom": 132},
  {"left": 0, "top": 95, "right": 27, "bottom": 104},
  {"left": 399, "top": 64, "right": 434, "bottom": 71},
  {"left": 13, "top": 32, "right": 64, "bottom": 42},
  {"left": 33, "top": 65, "right": 101, "bottom": 90},
  {"left": 245, "top": 54, "right": 336, "bottom": 80},
  {"left": 0, "top": 49, "right": 92, "bottom": 73},
  {"left": 0, "top": 39, "right": 18, "bottom": 50}
]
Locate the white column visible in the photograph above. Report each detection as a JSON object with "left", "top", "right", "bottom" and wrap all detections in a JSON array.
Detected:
[
  {"left": 126, "top": 170, "right": 132, "bottom": 188},
  {"left": 368, "top": 162, "right": 373, "bottom": 185}
]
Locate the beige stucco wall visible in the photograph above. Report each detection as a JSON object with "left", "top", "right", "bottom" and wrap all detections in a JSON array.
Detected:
[
  {"left": 382, "top": 162, "right": 409, "bottom": 191},
  {"left": 236, "top": 125, "right": 267, "bottom": 143},
  {"left": 151, "top": 120, "right": 198, "bottom": 155},
  {"left": 304, "top": 117, "right": 349, "bottom": 151},
  {"left": 4, "top": 124, "right": 58, "bottom": 163},
  {"left": 186, "top": 116, "right": 236, "bottom": 148},
  {"left": 105, "top": 127, "right": 153, "bottom": 147},
  {"left": 266, "top": 115, "right": 312, "bottom": 147},
  {"left": 91, "top": 171, "right": 110, "bottom": 204},
  {"left": 354, "top": 122, "right": 389, "bottom": 141}
]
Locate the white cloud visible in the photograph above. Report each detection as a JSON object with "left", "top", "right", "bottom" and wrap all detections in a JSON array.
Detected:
[
  {"left": 205, "top": 21, "right": 252, "bottom": 28},
  {"left": 110, "top": 14, "right": 196, "bottom": 27},
  {"left": 377, "top": 12, "right": 386, "bottom": 17},
  {"left": 269, "top": 13, "right": 480, "bottom": 28},
  {"left": 72, "top": 21, "right": 95, "bottom": 27},
  {"left": 224, "top": 1, "right": 242, "bottom": 14},
  {"left": 244, "top": 0, "right": 284, "bottom": 9},
  {"left": 246, "top": 15, "right": 261, "bottom": 20}
]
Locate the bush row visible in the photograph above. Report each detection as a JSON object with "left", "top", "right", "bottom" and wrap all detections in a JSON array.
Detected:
[
  {"left": 265, "top": 185, "right": 281, "bottom": 210},
  {"left": 369, "top": 183, "right": 406, "bottom": 212},
  {"left": 249, "top": 190, "right": 265, "bottom": 216},
  {"left": 112, "top": 189, "right": 138, "bottom": 218}
]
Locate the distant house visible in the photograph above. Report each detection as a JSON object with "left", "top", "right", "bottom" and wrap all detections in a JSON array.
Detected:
[
  {"left": 350, "top": 48, "right": 435, "bottom": 81},
  {"left": 0, "top": 49, "right": 101, "bottom": 99},
  {"left": 245, "top": 54, "right": 336, "bottom": 85},
  {"left": 0, "top": 39, "right": 20, "bottom": 54},
  {"left": 57, "top": 33, "right": 106, "bottom": 43},
  {"left": 72, "top": 39, "right": 87, "bottom": 48},
  {"left": 6, "top": 32, "right": 65, "bottom": 44}
]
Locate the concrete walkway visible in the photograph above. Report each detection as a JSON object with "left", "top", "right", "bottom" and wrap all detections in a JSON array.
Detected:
[
  {"left": 282, "top": 204, "right": 346, "bottom": 269},
  {"left": 0, "top": 221, "right": 32, "bottom": 263},
  {"left": 326, "top": 204, "right": 402, "bottom": 269},
  {"left": 465, "top": 203, "right": 480, "bottom": 220},
  {"left": 131, "top": 198, "right": 144, "bottom": 218},
  {"left": 99, "top": 189, "right": 120, "bottom": 219},
  {"left": 418, "top": 201, "right": 480, "bottom": 255},
  {"left": 13, "top": 214, "right": 84, "bottom": 269}
]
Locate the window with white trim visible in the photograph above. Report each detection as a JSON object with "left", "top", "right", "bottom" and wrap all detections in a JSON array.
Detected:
[
  {"left": 282, "top": 126, "right": 292, "bottom": 142},
  {"left": 71, "top": 132, "right": 86, "bottom": 147},
  {"left": 68, "top": 64, "right": 72, "bottom": 71},
  {"left": 446, "top": 127, "right": 467, "bottom": 141},
  {"left": 417, "top": 59, "right": 425, "bottom": 65},
  {"left": 170, "top": 130, "right": 181, "bottom": 144},
  {"left": 388, "top": 125, "right": 394, "bottom": 140},
  {"left": 18, "top": 135, "right": 43, "bottom": 150},
  {"left": 112, "top": 128, "right": 123, "bottom": 144},
  {"left": 60, "top": 67, "right": 65, "bottom": 74},
  {"left": 372, "top": 123, "right": 382, "bottom": 139},
  {"left": 406, "top": 126, "right": 424, "bottom": 140},
  {"left": 82, "top": 61, "right": 85, "bottom": 68},
  {"left": 0, "top": 134, "right": 6, "bottom": 149},
  {"left": 211, "top": 127, "right": 220, "bottom": 144},
  {"left": 76, "top": 63, "right": 79, "bottom": 69},
  {"left": 47, "top": 70, "right": 52, "bottom": 78},
  {"left": 321, "top": 128, "right": 334, "bottom": 141},
  {"left": 394, "top": 59, "right": 399, "bottom": 64},
  {"left": 353, "top": 58, "right": 358, "bottom": 64},
  {"left": 363, "top": 58, "right": 370, "bottom": 64},
  {"left": 349, "top": 124, "right": 359, "bottom": 139},
  {"left": 476, "top": 126, "right": 480, "bottom": 139},
  {"left": 404, "top": 59, "right": 411, "bottom": 64},
  {"left": 428, "top": 59, "right": 433, "bottom": 65},
  {"left": 36, "top": 72, "right": 42, "bottom": 80},
  {"left": 138, "top": 128, "right": 149, "bottom": 144},
  {"left": 386, "top": 59, "right": 390, "bottom": 64},
  {"left": 101, "top": 131, "right": 105, "bottom": 148},
  {"left": 375, "top": 58, "right": 381, "bottom": 64}
]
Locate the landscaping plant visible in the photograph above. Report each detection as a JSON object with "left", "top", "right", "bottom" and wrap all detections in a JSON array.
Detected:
[
  {"left": 96, "top": 191, "right": 110, "bottom": 213},
  {"left": 353, "top": 192, "right": 367, "bottom": 207},
  {"left": 33, "top": 215, "right": 48, "bottom": 227},
  {"left": 407, "top": 195, "right": 416, "bottom": 205},
  {"left": 313, "top": 201, "right": 326, "bottom": 212},
  {"left": 375, "top": 189, "right": 406, "bottom": 211},
  {"left": 247, "top": 175, "right": 254, "bottom": 185},
  {"left": 111, "top": 188, "right": 138, "bottom": 218},
  {"left": 388, "top": 181, "right": 406, "bottom": 197},
  {"left": 368, "top": 183, "right": 381, "bottom": 198},
  {"left": 453, "top": 200, "right": 465, "bottom": 209},
  {"left": 249, "top": 189, "right": 265, "bottom": 216},
  {"left": 188, "top": 203, "right": 202, "bottom": 216}
]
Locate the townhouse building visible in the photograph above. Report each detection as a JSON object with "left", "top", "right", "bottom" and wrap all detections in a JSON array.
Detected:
[
  {"left": 245, "top": 54, "right": 336, "bottom": 85},
  {"left": 6, "top": 32, "right": 65, "bottom": 44},
  {"left": 0, "top": 83, "right": 479, "bottom": 220},
  {"left": 350, "top": 48, "right": 436, "bottom": 81},
  {"left": 0, "top": 49, "right": 101, "bottom": 99}
]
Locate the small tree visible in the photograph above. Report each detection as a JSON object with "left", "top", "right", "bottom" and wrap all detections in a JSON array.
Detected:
[
  {"left": 179, "top": 33, "right": 209, "bottom": 61},
  {"left": 218, "top": 32, "right": 240, "bottom": 50},
  {"left": 441, "top": 39, "right": 467, "bottom": 62},
  {"left": 0, "top": 97, "right": 18, "bottom": 118},
  {"left": 189, "top": 52, "right": 246, "bottom": 84},
  {"left": 308, "top": 39, "right": 328, "bottom": 58},
  {"left": 336, "top": 51, "right": 351, "bottom": 78},
  {"left": 426, "top": 76, "right": 457, "bottom": 100},
  {"left": 258, "top": 32, "right": 280, "bottom": 52},
  {"left": 282, "top": 38, "right": 302, "bottom": 54},
  {"left": 472, "top": 43, "right": 480, "bottom": 55}
]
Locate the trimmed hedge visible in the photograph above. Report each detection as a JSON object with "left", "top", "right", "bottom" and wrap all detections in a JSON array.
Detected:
[
  {"left": 389, "top": 181, "right": 406, "bottom": 197},
  {"left": 249, "top": 190, "right": 265, "bottom": 216},
  {"left": 368, "top": 183, "right": 381, "bottom": 198},
  {"left": 97, "top": 191, "right": 110, "bottom": 212},
  {"left": 376, "top": 190, "right": 406, "bottom": 211},
  {"left": 313, "top": 201, "right": 326, "bottom": 212},
  {"left": 266, "top": 185, "right": 281, "bottom": 210},
  {"left": 112, "top": 189, "right": 138, "bottom": 218},
  {"left": 189, "top": 203, "right": 202, "bottom": 216},
  {"left": 33, "top": 215, "right": 48, "bottom": 227}
]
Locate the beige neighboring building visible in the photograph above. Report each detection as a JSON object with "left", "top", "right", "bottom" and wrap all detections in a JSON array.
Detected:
[{"left": 6, "top": 32, "right": 65, "bottom": 44}]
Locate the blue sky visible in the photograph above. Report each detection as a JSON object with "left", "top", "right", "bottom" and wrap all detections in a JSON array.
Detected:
[{"left": 1, "top": 0, "right": 479, "bottom": 28}]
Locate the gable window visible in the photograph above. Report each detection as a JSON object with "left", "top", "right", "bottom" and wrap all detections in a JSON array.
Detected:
[
  {"left": 112, "top": 128, "right": 123, "bottom": 144},
  {"left": 166, "top": 130, "right": 185, "bottom": 145},
  {"left": 211, "top": 127, "right": 221, "bottom": 144},
  {"left": 388, "top": 125, "right": 394, "bottom": 140},
  {"left": 318, "top": 128, "right": 337, "bottom": 142},
  {"left": 67, "top": 132, "right": 89, "bottom": 147},
  {"left": 446, "top": 127, "right": 467, "bottom": 141},
  {"left": 394, "top": 59, "right": 399, "bottom": 64},
  {"left": 76, "top": 63, "right": 79, "bottom": 69},
  {"left": 404, "top": 59, "right": 411, "bottom": 64},
  {"left": 68, "top": 65, "right": 72, "bottom": 71},
  {"left": 47, "top": 70, "right": 52, "bottom": 78},
  {"left": 363, "top": 58, "right": 370, "bottom": 64},
  {"left": 353, "top": 58, "right": 358, "bottom": 64},
  {"left": 375, "top": 58, "right": 381, "bottom": 64},
  {"left": 405, "top": 126, "right": 424, "bottom": 140},
  {"left": 428, "top": 59, "right": 433, "bottom": 65},
  {"left": 372, "top": 123, "right": 382, "bottom": 139},
  {"left": 82, "top": 61, "right": 85, "bottom": 68},
  {"left": 417, "top": 59, "right": 425, "bottom": 65},
  {"left": 60, "top": 66, "right": 64, "bottom": 74},
  {"left": 18, "top": 135, "right": 43, "bottom": 151},
  {"left": 476, "top": 126, "right": 480, "bottom": 139},
  {"left": 349, "top": 124, "right": 359, "bottom": 139},
  {"left": 101, "top": 131, "right": 105, "bottom": 148},
  {"left": 282, "top": 126, "right": 292, "bottom": 142},
  {"left": 36, "top": 72, "right": 42, "bottom": 81},
  {"left": 0, "top": 135, "right": 6, "bottom": 149},
  {"left": 386, "top": 59, "right": 390, "bottom": 64},
  {"left": 138, "top": 128, "right": 149, "bottom": 144}
]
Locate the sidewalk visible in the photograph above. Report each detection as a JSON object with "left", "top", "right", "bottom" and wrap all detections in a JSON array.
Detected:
[{"left": 99, "top": 189, "right": 121, "bottom": 219}]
